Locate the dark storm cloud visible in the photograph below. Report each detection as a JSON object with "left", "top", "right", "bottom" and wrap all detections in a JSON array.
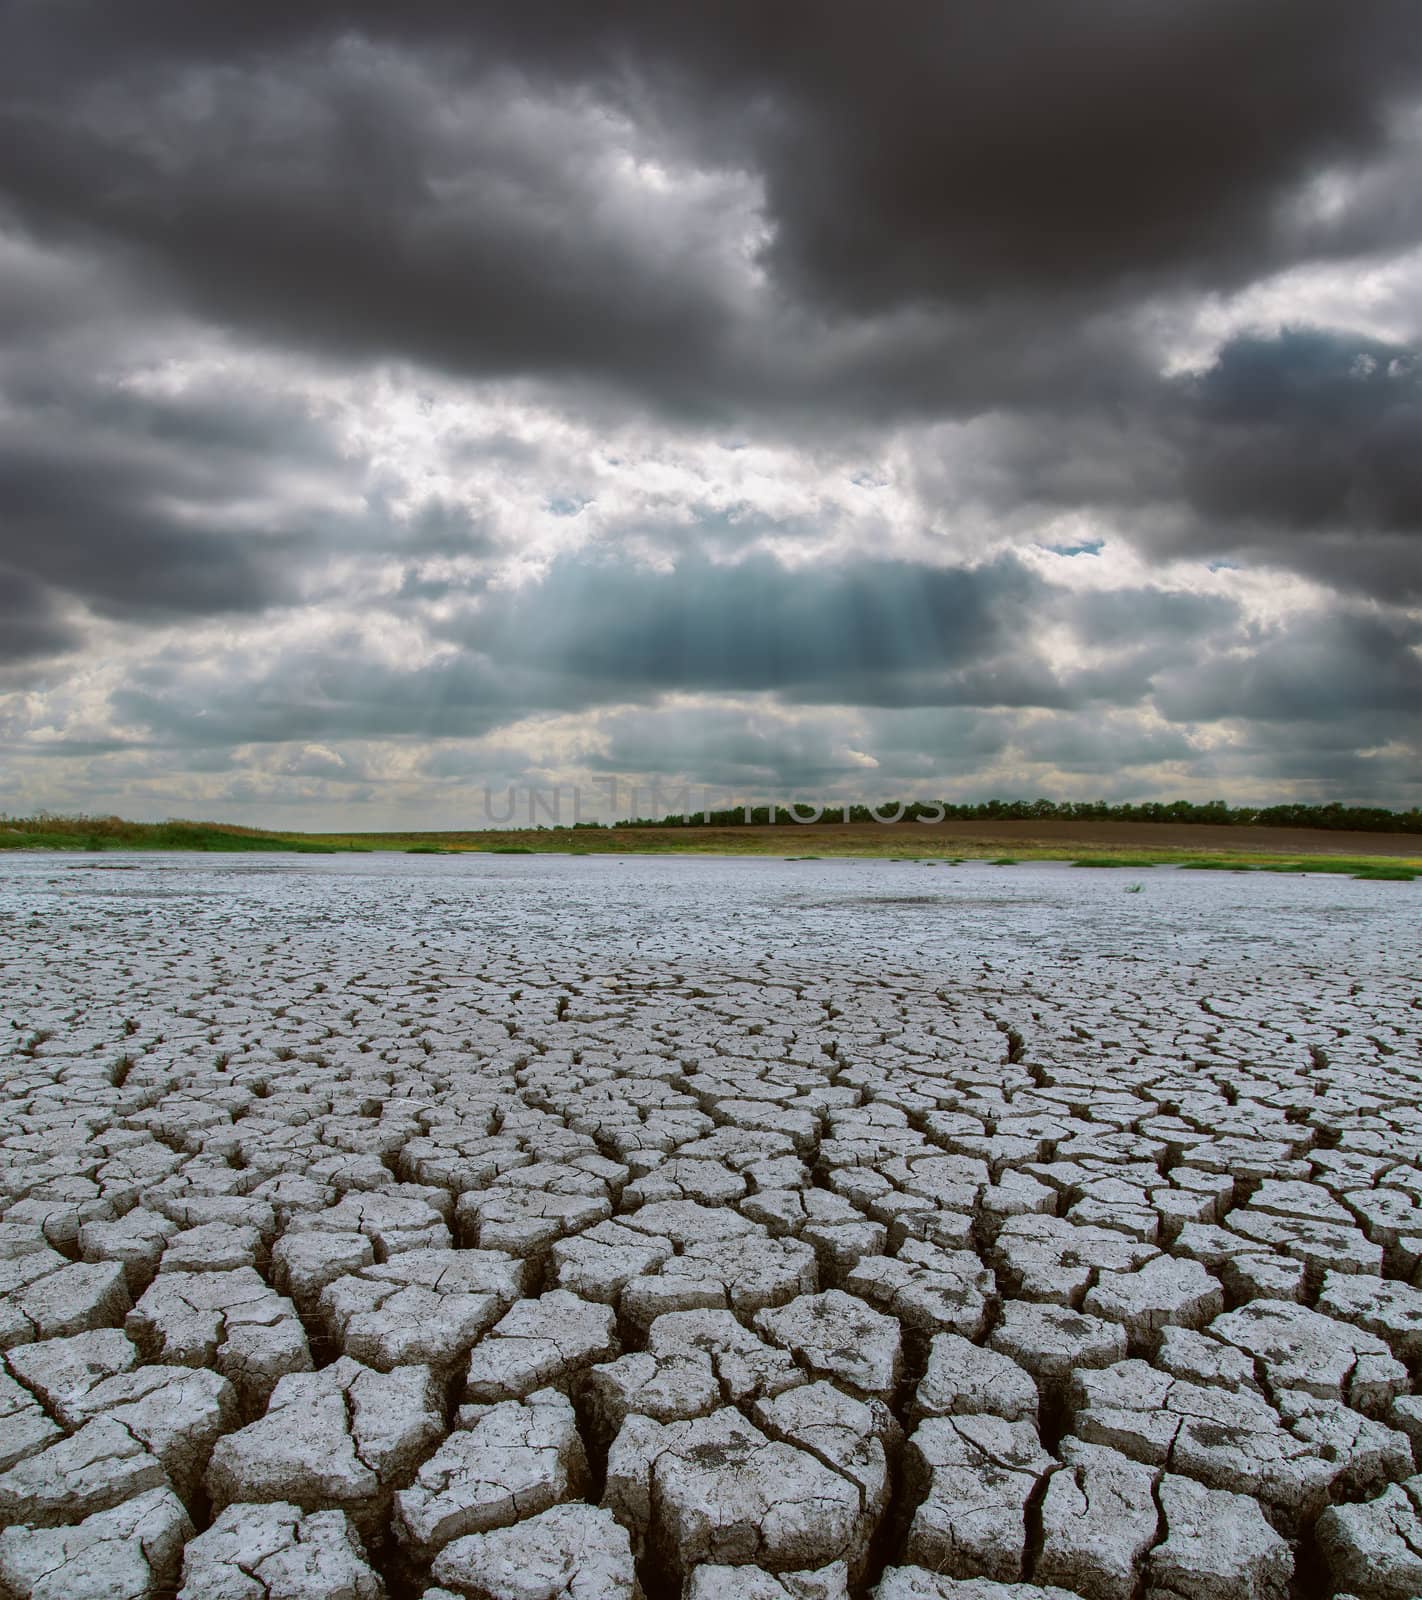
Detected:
[
  {"left": 0, "top": 354, "right": 492, "bottom": 631},
  {"left": 1167, "top": 329, "right": 1422, "bottom": 596},
  {"left": 0, "top": 567, "right": 79, "bottom": 662},
  {"left": 111, "top": 651, "right": 529, "bottom": 748},
  {"left": 637, "top": 1, "right": 1422, "bottom": 311},
  {"left": 0, "top": 376, "right": 319, "bottom": 623},
  {"left": 451, "top": 551, "right": 1216, "bottom": 713},
  {"left": 2, "top": 2, "right": 1421, "bottom": 418},
  {"left": 1189, "top": 710, "right": 1421, "bottom": 799},
  {"left": 967, "top": 329, "right": 1422, "bottom": 600},
  {"left": 3, "top": 2, "right": 1422, "bottom": 573},
  {"left": 0, "top": 44, "right": 746, "bottom": 417},
  {"left": 0, "top": 443, "right": 296, "bottom": 622}
]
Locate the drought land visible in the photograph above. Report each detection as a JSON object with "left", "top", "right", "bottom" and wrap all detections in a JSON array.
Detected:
[{"left": 0, "top": 852, "right": 1419, "bottom": 1598}]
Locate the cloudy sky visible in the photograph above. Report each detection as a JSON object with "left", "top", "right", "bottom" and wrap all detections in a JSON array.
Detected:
[{"left": 2, "top": 2, "right": 1420, "bottom": 827}]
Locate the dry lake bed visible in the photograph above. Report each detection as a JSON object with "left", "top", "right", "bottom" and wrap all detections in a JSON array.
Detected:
[{"left": 1, "top": 851, "right": 1419, "bottom": 1599}]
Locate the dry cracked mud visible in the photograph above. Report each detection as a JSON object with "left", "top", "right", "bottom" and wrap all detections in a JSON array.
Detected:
[{"left": 0, "top": 850, "right": 1418, "bottom": 1598}]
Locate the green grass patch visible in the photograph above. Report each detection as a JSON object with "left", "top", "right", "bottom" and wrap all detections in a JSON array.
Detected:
[
  {"left": 1047, "top": 849, "right": 1182, "bottom": 869},
  {"left": 989, "top": 856, "right": 1019, "bottom": 866},
  {"left": 485, "top": 845, "right": 535, "bottom": 854},
  {"left": 0, "top": 818, "right": 341, "bottom": 853},
  {"left": 1213, "top": 855, "right": 1417, "bottom": 879},
  {"left": 1293, "top": 856, "right": 1402, "bottom": 874}
]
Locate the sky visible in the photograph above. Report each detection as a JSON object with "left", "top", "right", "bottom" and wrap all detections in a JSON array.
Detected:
[{"left": 1, "top": 1, "right": 1420, "bottom": 828}]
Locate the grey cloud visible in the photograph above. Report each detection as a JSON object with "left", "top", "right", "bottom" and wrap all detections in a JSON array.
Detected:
[
  {"left": 0, "top": 567, "right": 80, "bottom": 662},
  {"left": 112, "top": 652, "right": 533, "bottom": 748},
  {"left": 1065, "top": 587, "right": 1239, "bottom": 650},
  {"left": 398, "top": 498, "right": 496, "bottom": 559},
  {"left": 584, "top": 708, "right": 874, "bottom": 793},
  {"left": 108, "top": 553, "right": 1241, "bottom": 756},
  {"left": 681, "top": 4, "right": 1422, "bottom": 314},
  {"left": 0, "top": 436, "right": 297, "bottom": 623},
  {"left": 1183, "top": 329, "right": 1422, "bottom": 531},
  {"left": 1167, "top": 330, "right": 1422, "bottom": 596},
  {"left": 448, "top": 552, "right": 1057, "bottom": 706},
  {"left": 1199, "top": 718, "right": 1421, "bottom": 803},
  {"left": 0, "top": 353, "right": 508, "bottom": 632},
  {"left": 0, "top": 361, "right": 334, "bottom": 623},
  {"left": 10, "top": 6, "right": 1422, "bottom": 299},
  {"left": 1154, "top": 607, "right": 1422, "bottom": 724},
  {"left": 578, "top": 704, "right": 1016, "bottom": 796},
  {"left": 957, "top": 329, "right": 1422, "bottom": 601},
  {"left": 1013, "top": 716, "right": 1200, "bottom": 776},
  {"left": 0, "top": 47, "right": 746, "bottom": 418},
  {"left": 860, "top": 709, "right": 1012, "bottom": 773},
  {"left": 412, "top": 703, "right": 1017, "bottom": 799}
]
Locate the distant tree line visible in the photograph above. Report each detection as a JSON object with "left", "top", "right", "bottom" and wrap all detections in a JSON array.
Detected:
[{"left": 613, "top": 799, "right": 1422, "bottom": 833}]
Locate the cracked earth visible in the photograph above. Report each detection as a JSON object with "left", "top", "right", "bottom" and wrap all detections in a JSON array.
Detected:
[{"left": 0, "top": 852, "right": 1418, "bottom": 1599}]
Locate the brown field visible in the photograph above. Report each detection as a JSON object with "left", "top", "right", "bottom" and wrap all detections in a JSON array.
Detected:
[
  {"left": 737, "top": 817, "right": 1422, "bottom": 856},
  {"left": 342, "top": 817, "right": 1422, "bottom": 859}
]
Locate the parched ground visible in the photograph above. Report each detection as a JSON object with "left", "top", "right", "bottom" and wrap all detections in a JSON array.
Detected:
[{"left": 0, "top": 853, "right": 1419, "bottom": 1600}]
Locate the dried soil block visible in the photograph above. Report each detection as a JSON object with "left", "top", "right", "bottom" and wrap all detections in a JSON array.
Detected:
[
  {"left": 0, "top": 1414, "right": 170, "bottom": 1528},
  {"left": 684, "top": 1563, "right": 849, "bottom": 1598},
  {"left": 462, "top": 1289, "right": 618, "bottom": 1402},
  {"left": 754, "top": 1289, "right": 904, "bottom": 1397},
  {"left": 0, "top": 1485, "right": 191, "bottom": 1600},
  {"left": 604, "top": 1406, "right": 872, "bottom": 1582},
  {"left": 0, "top": 1369, "right": 61, "bottom": 1471},
  {"left": 206, "top": 1357, "right": 442, "bottom": 1539},
  {"left": 319, "top": 1247, "right": 521, "bottom": 1371},
  {"left": 0, "top": 1253, "right": 130, "bottom": 1350},
  {"left": 178, "top": 1501, "right": 384, "bottom": 1600},
  {"left": 910, "top": 1332, "right": 1039, "bottom": 1425},
  {"left": 902, "top": 1414, "right": 1053, "bottom": 1581},
  {"left": 1143, "top": 1474, "right": 1291, "bottom": 1600},
  {"left": 429, "top": 1503, "right": 641, "bottom": 1600},
  {"left": 1034, "top": 1440, "right": 1159, "bottom": 1600},
  {"left": 126, "top": 1266, "right": 310, "bottom": 1415},
  {"left": 1208, "top": 1299, "right": 1408, "bottom": 1415},
  {"left": 1315, "top": 1476, "right": 1422, "bottom": 1600},
  {"left": 393, "top": 1388, "right": 587, "bottom": 1560}
]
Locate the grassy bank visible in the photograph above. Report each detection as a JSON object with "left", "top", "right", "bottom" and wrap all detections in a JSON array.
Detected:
[
  {"left": 0, "top": 816, "right": 343, "bottom": 853},
  {"left": 2, "top": 814, "right": 1418, "bottom": 879}
]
